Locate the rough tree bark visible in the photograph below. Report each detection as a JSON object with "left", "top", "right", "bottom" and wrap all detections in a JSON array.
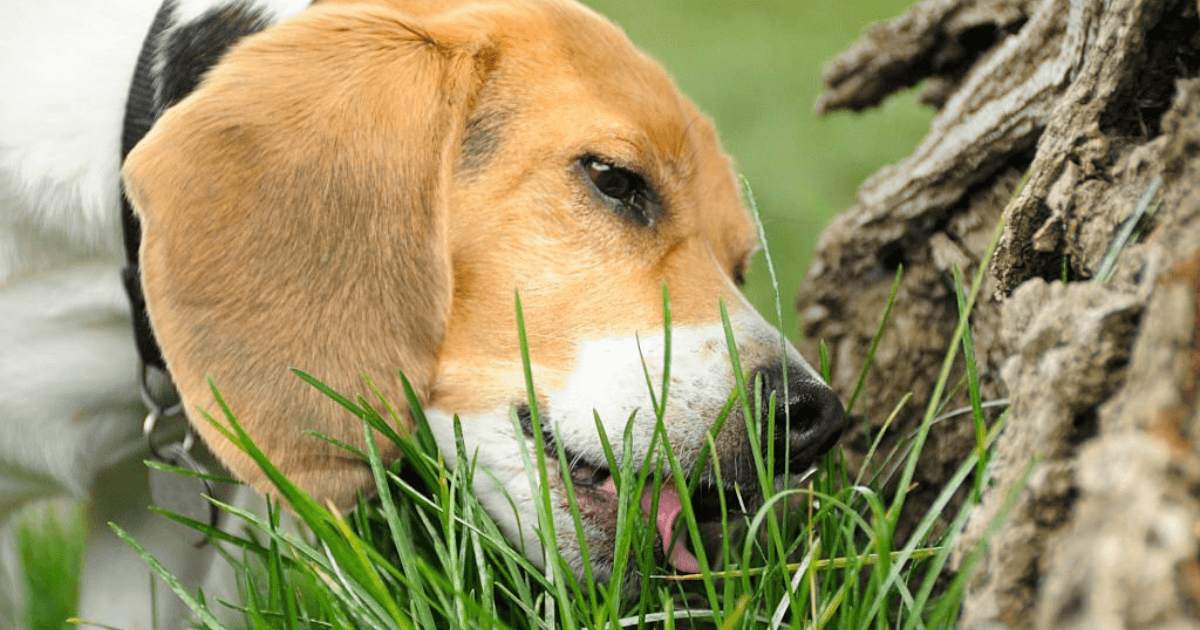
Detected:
[{"left": 803, "top": 0, "right": 1200, "bottom": 627}]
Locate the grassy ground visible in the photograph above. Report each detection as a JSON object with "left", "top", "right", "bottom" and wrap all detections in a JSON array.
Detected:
[{"left": 581, "top": 0, "right": 933, "bottom": 338}]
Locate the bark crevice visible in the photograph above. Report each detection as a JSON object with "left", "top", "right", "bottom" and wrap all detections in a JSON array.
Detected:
[{"left": 806, "top": 0, "right": 1200, "bottom": 626}]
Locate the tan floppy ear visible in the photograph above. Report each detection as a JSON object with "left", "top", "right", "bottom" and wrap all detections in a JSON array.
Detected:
[{"left": 122, "top": 4, "right": 494, "bottom": 510}]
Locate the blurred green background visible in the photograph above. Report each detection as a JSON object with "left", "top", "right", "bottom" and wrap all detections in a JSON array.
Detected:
[{"left": 580, "top": 1, "right": 933, "bottom": 340}]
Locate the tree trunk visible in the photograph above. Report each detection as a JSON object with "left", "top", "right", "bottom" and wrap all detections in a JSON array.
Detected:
[{"left": 804, "top": 0, "right": 1200, "bottom": 627}]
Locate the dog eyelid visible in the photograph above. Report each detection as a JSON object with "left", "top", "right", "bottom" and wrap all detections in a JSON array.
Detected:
[{"left": 732, "top": 245, "right": 759, "bottom": 286}]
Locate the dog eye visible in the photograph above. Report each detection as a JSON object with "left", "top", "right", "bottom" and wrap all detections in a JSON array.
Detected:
[
  {"left": 585, "top": 159, "right": 634, "bottom": 199},
  {"left": 733, "top": 261, "right": 747, "bottom": 287},
  {"left": 579, "top": 156, "right": 661, "bottom": 227}
]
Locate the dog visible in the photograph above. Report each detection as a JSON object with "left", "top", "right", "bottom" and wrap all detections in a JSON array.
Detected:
[{"left": 0, "top": 0, "right": 846, "bottom": 626}]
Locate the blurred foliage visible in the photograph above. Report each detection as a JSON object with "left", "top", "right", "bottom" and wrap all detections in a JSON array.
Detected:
[{"left": 581, "top": 0, "right": 932, "bottom": 340}]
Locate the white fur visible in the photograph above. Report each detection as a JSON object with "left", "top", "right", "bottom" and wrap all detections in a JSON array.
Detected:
[
  {"left": 0, "top": 1, "right": 309, "bottom": 628},
  {"left": 0, "top": 1, "right": 155, "bottom": 277}
]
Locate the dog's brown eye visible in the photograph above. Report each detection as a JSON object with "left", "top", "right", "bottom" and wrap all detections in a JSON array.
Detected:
[
  {"left": 586, "top": 159, "right": 633, "bottom": 199},
  {"left": 579, "top": 156, "right": 661, "bottom": 227},
  {"left": 733, "top": 261, "right": 748, "bottom": 287}
]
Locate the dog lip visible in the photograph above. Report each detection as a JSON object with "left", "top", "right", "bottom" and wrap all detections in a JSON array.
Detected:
[
  {"left": 516, "top": 405, "right": 613, "bottom": 488},
  {"left": 515, "top": 405, "right": 710, "bottom": 573},
  {"left": 689, "top": 481, "right": 731, "bottom": 522}
]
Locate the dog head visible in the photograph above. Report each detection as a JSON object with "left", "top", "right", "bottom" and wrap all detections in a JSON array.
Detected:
[{"left": 123, "top": 0, "right": 846, "bottom": 582}]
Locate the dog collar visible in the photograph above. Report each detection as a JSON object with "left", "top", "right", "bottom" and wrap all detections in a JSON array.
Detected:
[
  {"left": 119, "top": 0, "right": 225, "bottom": 531},
  {"left": 121, "top": 0, "right": 173, "bottom": 375}
]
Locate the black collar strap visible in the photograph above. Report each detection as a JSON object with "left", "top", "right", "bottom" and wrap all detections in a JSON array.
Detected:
[
  {"left": 121, "top": 1, "right": 224, "bottom": 534},
  {"left": 121, "top": 0, "right": 173, "bottom": 373}
]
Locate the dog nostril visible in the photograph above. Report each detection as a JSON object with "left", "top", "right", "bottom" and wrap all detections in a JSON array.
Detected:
[{"left": 750, "top": 364, "right": 847, "bottom": 476}]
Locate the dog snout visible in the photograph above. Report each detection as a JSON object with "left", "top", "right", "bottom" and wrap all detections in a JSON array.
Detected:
[{"left": 749, "top": 362, "right": 847, "bottom": 476}]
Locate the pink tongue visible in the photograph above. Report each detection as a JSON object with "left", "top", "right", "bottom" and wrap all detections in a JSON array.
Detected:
[{"left": 598, "top": 478, "right": 702, "bottom": 573}]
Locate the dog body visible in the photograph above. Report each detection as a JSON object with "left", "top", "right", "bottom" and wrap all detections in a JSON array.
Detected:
[{"left": 1, "top": 0, "right": 845, "bottom": 626}]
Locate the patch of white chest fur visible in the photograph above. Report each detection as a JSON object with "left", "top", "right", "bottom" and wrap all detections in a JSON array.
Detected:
[
  {"left": 0, "top": 0, "right": 312, "bottom": 285},
  {"left": 426, "top": 302, "right": 819, "bottom": 568},
  {"left": 0, "top": 1, "right": 160, "bottom": 277},
  {"left": 0, "top": 264, "right": 142, "bottom": 517}
]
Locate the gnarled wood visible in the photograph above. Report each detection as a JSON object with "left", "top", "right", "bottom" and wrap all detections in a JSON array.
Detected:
[{"left": 805, "top": 0, "right": 1200, "bottom": 626}]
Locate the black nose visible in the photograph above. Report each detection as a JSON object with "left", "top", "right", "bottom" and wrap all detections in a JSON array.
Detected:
[{"left": 749, "top": 363, "right": 847, "bottom": 476}]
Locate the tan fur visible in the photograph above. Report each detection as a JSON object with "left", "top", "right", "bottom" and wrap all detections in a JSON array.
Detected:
[{"left": 123, "top": 0, "right": 760, "bottom": 509}]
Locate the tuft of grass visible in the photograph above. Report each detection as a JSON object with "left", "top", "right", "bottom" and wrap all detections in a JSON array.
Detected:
[
  {"left": 14, "top": 500, "right": 86, "bottom": 630},
  {"left": 109, "top": 196, "right": 1020, "bottom": 630}
]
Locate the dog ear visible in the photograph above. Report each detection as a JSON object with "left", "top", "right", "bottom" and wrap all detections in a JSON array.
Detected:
[{"left": 122, "top": 4, "right": 496, "bottom": 509}]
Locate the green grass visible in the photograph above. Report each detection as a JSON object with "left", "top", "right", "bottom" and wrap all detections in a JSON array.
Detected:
[
  {"left": 107, "top": 194, "right": 1016, "bottom": 629},
  {"left": 13, "top": 501, "right": 86, "bottom": 630},
  {"left": 580, "top": 0, "right": 934, "bottom": 339}
]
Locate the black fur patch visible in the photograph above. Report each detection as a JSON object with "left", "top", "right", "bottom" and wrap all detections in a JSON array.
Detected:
[{"left": 157, "top": 1, "right": 272, "bottom": 110}]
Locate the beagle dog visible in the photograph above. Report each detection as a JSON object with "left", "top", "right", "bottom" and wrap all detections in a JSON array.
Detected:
[{"left": 1, "top": 0, "right": 845, "bottom": 625}]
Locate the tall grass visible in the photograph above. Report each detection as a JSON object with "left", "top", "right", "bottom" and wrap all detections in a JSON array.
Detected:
[
  {"left": 13, "top": 501, "right": 85, "bottom": 630},
  {"left": 102, "top": 203, "right": 1017, "bottom": 630}
]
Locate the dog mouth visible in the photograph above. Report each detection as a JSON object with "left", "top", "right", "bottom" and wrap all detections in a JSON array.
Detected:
[{"left": 517, "top": 406, "right": 728, "bottom": 574}]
